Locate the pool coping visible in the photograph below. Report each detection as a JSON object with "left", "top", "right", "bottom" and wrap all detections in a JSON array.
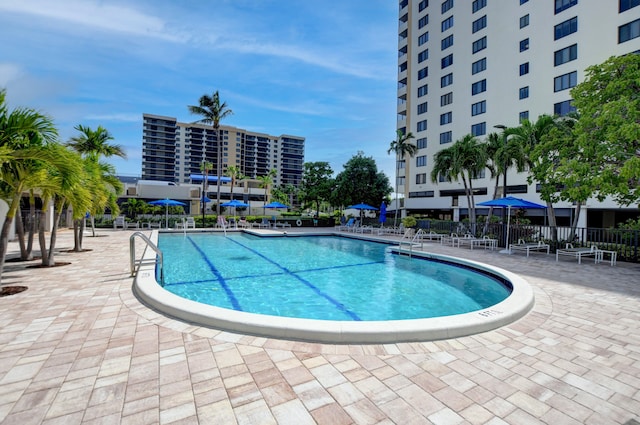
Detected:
[{"left": 133, "top": 231, "right": 535, "bottom": 344}]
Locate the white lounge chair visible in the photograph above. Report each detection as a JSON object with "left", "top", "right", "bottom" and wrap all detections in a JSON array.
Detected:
[
  {"left": 509, "top": 239, "right": 550, "bottom": 257},
  {"left": 556, "top": 243, "right": 597, "bottom": 264},
  {"left": 113, "top": 216, "right": 127, "bottom": 230}
]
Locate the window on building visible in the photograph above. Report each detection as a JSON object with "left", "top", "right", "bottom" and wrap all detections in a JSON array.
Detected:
[
  {"left": 519, "top": 62, "right": 530, "bottom": 75},
  {"left": 416, "top": 155, "right": 428, "bottom": 167},
  {"left": 441, "top": 73, "right": 453, "bottom": 87},
  {"left": 418, "top": 31, "right": 429, "bottom": 46},
  {"left": 397, "top": 176, "right": 405, "bottom": 186},
  {"left": 555, "top": 0, "right": 578, "bottom": 14},
  {"left": 416, "top": 173, "right": 427, "bottom": 184},
  {"left": 471, "top": 100, "right": 486, "bottom": 116},
  {"left": 440, "top": 112, "right": 453, "bottom": 125},
  {"left": 419, "top": 14, "right": 429, "bottom": 28},
  {"left": 417, "top": 120, "right": 428, "bottom": 132},
  {"left": 472, "top": 169, "right": 486, "bottom": 179},
  {"left": 619, "top": 18, "right": 640, "bottom": 42},
  {"left": 441, "top": 34, "right": 454, "bottom": 50},
  {"left": 472, "top": 79, "right": 487, "bottom": 95},
  {"left": 472, "top": 36, "right": 487, "bottom": 53},
  {"left": 519, "top": 111, "right": 529, "bottom": 122},
  {"left": 520, "top": 38, "right": 530, "bottom": 52},
  {"left": 398, "top": 160, "right": 406, "bottom": 169},
  {"left": 441, "top": 0, "right": 454, "bottom": 14},
  {"left": 440, "top": 131, "right": 453, "bottom": 144},
  {"left": 418, "top": 66, "right": 429, "bottom": 80},
  {"left": 440, "top": 92, "right": 453, "bottom": 106},
  {"left": 399, "top": 62, "right": 407, "bottom": 73},
  {"left": 419, "top": 0, "right": 429, "bottom": 12},
  {"left": 555, "top": 17, "right": 578, "bottom": 40},
  {"left": 418, "top": 49, "right": 429, "bottom": 63},
  {"left": 520, "top": 14, "right": 530, "bottom": 28},
  {"left": 472, "top": 15, "right": 487, "bottom": 33},
  {"left": 519, "top": 86, "right": 529, "bottom": 99},
  {"left": 442, "top": 16, "right": 454, "bottom": 32},
  {"left": 418, "top": 102, "right": 428, "bottom": 114},
  {"left": 441, "top": 54, "right": 454, "bottom": 68},
  {"left": 472, "top": 57, "right": 487, "bottom": 74},
  {"left": 417, "top": 138, "right": 428, "bottom": 149},
  {"left": 418, "top": 84, "right": 429, "bottom": 97},
  {"left": 471, "top": 122, "right": 486, "bottom": 136},
  {"left": 620, "top": 0, "right": 640, "bottom": 12},
  {"left": 554, "top": 71, "right": 577, "bottom": 91},
  {"left": 554, "top": 44, "right": 578, "bottom": 66},
  {"left": 472, "top": 0, "right": 487, "bottom": 13},
  {"left": 554, "top": 99, "right": 576, "bottom": 116}
]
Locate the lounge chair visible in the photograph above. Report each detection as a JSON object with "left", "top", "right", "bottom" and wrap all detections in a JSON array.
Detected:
[
  {"left": 555, "top": 243, "right": 597, "bottom": 264},
  {"left": 238, "top": 217, "right": 250, "bottom": 228},
  {"left": 176, "top": 217, "right": 196, "bottom": 229},
  {"left": 258, "top": 218, "right": 271, "bottom": 229},
  {"left": 339, "top": 218, "right": 355, "bottom": 231},
  {"left": 216, "top": 216, "right": 229, "bottom": 229},
  {"left": 113, "top": 216, "right": 127, "bottom": 230},
  {"left": 421, "top": 231, "right": 444, "bottom": 241},
  {"left": 509, "top": 239, "right": 550, "bottom": 257}
]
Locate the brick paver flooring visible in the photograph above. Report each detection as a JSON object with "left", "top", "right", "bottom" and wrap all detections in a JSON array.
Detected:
[{"left": 0, "top": 229, "right": 639, "bottom": 424}]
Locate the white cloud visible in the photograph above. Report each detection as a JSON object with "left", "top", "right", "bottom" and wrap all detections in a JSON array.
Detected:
[
  {"left": 84, "top": 113, "right": 141, "bottom": 123},
  {"left": 0, "top": 0, "right": 187, "bottom": 42},
  {"left": 0, "top": 63, "right": 22, "bottom": 86}
]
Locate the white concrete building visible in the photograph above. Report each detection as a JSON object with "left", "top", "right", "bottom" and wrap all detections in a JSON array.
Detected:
[{"left": 396, "top": 0, "right": 640, "bottom": 227}]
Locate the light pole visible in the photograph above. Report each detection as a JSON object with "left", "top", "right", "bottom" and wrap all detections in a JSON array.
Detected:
[{"left": 493, "top": 125, "right": 507, "bottom": 197}]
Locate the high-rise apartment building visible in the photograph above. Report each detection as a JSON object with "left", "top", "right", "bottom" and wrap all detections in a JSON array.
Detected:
[
  {"left": 397, "top": 0, "right": 640, "bottom": 226},
  {"left": 142, "top": 114, "right": 305, "bottom": 188}
]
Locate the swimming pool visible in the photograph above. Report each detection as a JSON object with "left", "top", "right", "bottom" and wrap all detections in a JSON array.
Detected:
[
  {"left": 133, "top": 231, "right": 535, "bottom": 343},
  {"left": 159, "top": 234, "right": 510, "bottom": 321}
]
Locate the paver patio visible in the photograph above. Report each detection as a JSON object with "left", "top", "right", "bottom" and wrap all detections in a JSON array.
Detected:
[{"left": 0, "top": 228, "right": 639, "bottom": 424}]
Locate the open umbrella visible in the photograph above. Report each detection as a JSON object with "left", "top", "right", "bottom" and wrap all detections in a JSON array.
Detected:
[
  {"left": 379, "top": 202, "right": 387, "bottom": 225},
  {"left": 263, "top": 201, "right": 289, "bottom": 209},
  {"left": 148, "top": 198, "right": 186, "bottom": 229},
  {"left": 346, "top": 203, "right": 378, "bottom": 224},
  {"left": 477, "top": 196, "right": 546, "bottom": 253},
  {"left": 221, "top": 199, "right": 250, "bottom": 222}
]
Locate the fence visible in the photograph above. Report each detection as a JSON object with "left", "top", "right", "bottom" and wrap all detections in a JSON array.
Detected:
[{"left": 417, "top": 219, "right": 639, "bottom": 263}]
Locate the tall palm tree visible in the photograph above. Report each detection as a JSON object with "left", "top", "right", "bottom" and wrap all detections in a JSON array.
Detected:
[
  {"left": 225, "top": 165, "right": 244, "bottom": 201},
  {"left": 66, "top": 125, "right": 125, "bottom": 249},
  {"left": 258, "top": 169, "right": 277, "bottom": 206},
  {"left": 188, "top": 91, "right": 234, "bottom": 215},
  {"left": 387, "top": 130, "right": 418, "bottom": 227}
]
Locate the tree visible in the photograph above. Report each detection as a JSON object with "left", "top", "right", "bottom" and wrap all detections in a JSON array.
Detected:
[
  {"left": 0, "top": 90, "right": 58, "bottom": 282},
  {"left": 430, "top": 135, "right": 487, "bottom": 232},
  {"left": 225, "top": 165, "right": 244, "bottom": 201},
  {"left": 564, "top": 54, "right": 640, "bottom": 205},
  {"left": 387, "top": 130, "right": 418, "bottom": 227},
  {"left": 333, "top": 152, "right": 392, "bottom": 210},
  {"left": 121, "top": 198, "right": 148, "bottom": 219},
  {"left": 299, "top": 162, "right": 334, "bottom": 216},
  {"left": 188, "top": 91, "right": 234, "bottom": 215},
  {"left": 258, "top": 169, "right": 277, "bottom": 205},
  {"left": 66, "top": 124, "right": 125, "bottom": 249}
]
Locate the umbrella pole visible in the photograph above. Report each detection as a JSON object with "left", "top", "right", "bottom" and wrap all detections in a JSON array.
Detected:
[{"left": 500, "top": 206, "right": 512, "bottom": 254}]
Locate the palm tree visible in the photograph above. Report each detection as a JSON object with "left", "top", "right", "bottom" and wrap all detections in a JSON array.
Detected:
[
  {"left": 188, "top": 91, "right": 234, "bottom": 215},
  {"left": 258, "top": 169, "right": 277, "bottom": 205},
  {"left": 387, "top": 130, "right": 418, "bottom": 227},
  {"left": 225, "top": 165, "right": 244, "bottom": 201},
  {"left": 66, "top": 125, "right": 125, "bottom": 249},
  {"left": 0, "top": 90, "right": 59, "bottom": 282},
  {"left": 431, "top": 135, "right": 487, "bottom": 233}
]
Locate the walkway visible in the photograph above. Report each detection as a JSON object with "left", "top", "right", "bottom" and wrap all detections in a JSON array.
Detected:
[{"left": 0, "top": 229, "right": 639, "bottom": 424}]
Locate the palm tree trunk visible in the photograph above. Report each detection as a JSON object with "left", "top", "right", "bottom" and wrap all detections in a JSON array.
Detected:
[
  {"left": 38, "top": 208, "right": 49, "bottom": 266},
  {"left": 73, "top": 219, "right": 81, "bottom": 252},
  {"left": 46, "top": 202, "right": 64, "bottom": 267},
  {"left": 15, "top": 205, "right": 28, "bottom": 259},
  {"left": 546, "top": 201, "right": 558, "bottom": 242},
  {"left": 0, "top": 191, "right": 24, "bottom": 284},
  {"left": 394, "top": 182, "right": 399, "bottom": 228},
  {"left": 482, "top": 175, "right": 501, "bottom": 236},
  {"left": 26, "top": 197, "right": 36, "bottom": 259},
  {"left": 569, "top": 203, "right": 582, "bottom": 240}
]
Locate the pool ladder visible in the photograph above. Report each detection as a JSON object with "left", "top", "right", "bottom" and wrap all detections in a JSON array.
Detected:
[
  {"left": 130, "top": 232, "right": 164, "bottom": 285},
  {"left": 398, "top": 229, "right": 426, "bottom": 258}
]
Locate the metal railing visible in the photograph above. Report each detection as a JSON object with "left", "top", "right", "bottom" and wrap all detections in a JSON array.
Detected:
[
  {"left": 130, "top": 232, "right": 164, "bottom": 285},
  {"left": 416, "top": 219, "right": 640, "bottom": 263}
]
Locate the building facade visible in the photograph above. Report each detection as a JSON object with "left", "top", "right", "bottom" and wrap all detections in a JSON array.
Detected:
[
  {"left": 397, "top": 0, "right": 640, "bottom": 227},
  {"left": 142, "top": 114, "right": 305, "bottom": 189}
]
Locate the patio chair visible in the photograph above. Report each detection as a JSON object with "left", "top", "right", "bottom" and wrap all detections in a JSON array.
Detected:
[
  {"left": 113, "top": 216, "right": 127, "bottom": 230},
  {"left": 258, "top": 218, "right": 271, "bottom": 229},
  {"left": 555, "top": 243, "right": 598, "bottom": 264},
  {"left": 216, "top": 216, "right": 229, "bottom": 229},
  {"left": 509, "top": 239, "right": 550, "bottom": 257},
  {"left": 339, "top": 218, "right": 355, "bottom": 231}
]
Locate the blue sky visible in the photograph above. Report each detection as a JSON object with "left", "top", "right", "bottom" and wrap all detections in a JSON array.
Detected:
[{"left": 0, "top": 0, "right": 399, "bottom": 180}]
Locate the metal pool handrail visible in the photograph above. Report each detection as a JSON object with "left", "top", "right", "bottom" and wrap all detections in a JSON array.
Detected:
[{"left": 130, "top": 231, "right": 164, "bottom": 285}]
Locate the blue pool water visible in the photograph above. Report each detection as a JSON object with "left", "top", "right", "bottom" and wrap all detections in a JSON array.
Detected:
[{"left": 158, "top": 234, "right": 511, "bottom": 321}]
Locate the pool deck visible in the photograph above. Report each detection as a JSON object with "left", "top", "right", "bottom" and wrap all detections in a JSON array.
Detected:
[{"left": 0, "top": 228, "right": 639, "bottom": 424}]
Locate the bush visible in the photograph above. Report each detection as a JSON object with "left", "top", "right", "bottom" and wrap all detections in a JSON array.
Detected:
[{"left": 402, "top": 216, "right": 417, "bottom": 228}]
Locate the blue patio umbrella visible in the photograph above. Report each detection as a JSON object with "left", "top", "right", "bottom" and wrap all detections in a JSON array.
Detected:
[
  {"left": 221, "top": 200, "right": 250, "bottom": 221},
  {"left": 346, "top": 203, "right": 378, "bottom": 211},
  {"left": 379, "top": 202, "right": 387, "bottom": 225},
  {"left": 263, "top": 201, "right": 289, "bottom": 209},
  {"left": 149, "top": 198, "right": 186, "bottom": 228},
  {"left": 477, "top": 196, "right": 546, "bottom": 253}
]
